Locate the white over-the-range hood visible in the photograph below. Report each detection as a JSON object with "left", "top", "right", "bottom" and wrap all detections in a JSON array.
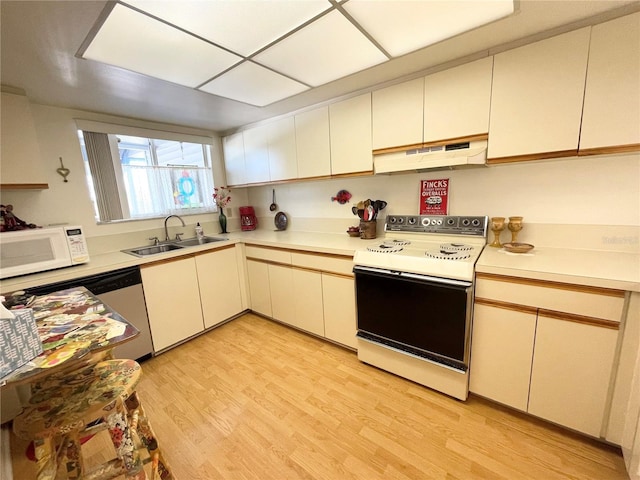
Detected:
[{"left": 374, "top": 139, "right": 487, "bottom": 174}]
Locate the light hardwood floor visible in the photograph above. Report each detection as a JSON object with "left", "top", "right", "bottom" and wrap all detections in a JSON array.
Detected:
[{"left": 9, "top": 313, "right": 629, "bottom": 479}]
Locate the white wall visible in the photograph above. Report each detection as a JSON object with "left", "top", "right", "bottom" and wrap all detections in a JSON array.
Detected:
[
  {"left": 0, "top": 104, "right": 249, "bottom": 239},
  {"left": 247, "top": 152, "right": 640, "bottom": 226}
]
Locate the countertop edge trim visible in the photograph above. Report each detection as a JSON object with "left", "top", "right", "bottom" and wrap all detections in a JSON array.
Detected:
[{"left": 476, "top": 272, "right": 627, "bottom": 297}]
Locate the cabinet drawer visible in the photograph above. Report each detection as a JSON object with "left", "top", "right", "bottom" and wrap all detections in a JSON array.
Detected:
[
  {"left": 475, "top": 274, "right": 625, "bottom": 322},
  {"left": 291, "top": 252, "right": 353, "bottom": 276},
  {"left": 245, "top": 245, "right": 292, "bottom": 264}
]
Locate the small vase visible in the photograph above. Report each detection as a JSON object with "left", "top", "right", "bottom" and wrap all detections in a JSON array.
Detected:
[{"left": 219, "top": 209, "right": 228, "bottom": 234}]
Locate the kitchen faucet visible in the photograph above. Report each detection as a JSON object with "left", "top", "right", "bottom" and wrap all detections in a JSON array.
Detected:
[{"left": 163, "top": 215, "right": 185, "bottom": 242}]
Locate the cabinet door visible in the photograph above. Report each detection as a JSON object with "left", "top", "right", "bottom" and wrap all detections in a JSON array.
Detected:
[
  {"left": 0, "top": 92, "right": 48, "bottom": 188},
  {"left": 528, "top": 315, "right": 619, "bottom": 437},
  {"left": 322, "top": 274, "right": 357, "bottom": 349},
  {"left": 488, "top": 28, "right": 590, "bottom": 161},
  {"left": 196, "top": 247, "right": 243, "bottom": 329},
  {"left": 141, "top": 257, "right": 204, "bottom": 352},
  {"left": 469, "top": 303, "right": 536, "bottom": 411},
  {"left": 580, "top": 12, "right": 640, "bottom": 152},
  {"left": 329, "top": 93, "right": 373, "bottom": 175},
  {"left": 290, "top": 268, "right": 324, "bottom": 336},
  {"left": 268, "top": 116, "right": 297, "bottom": 181},
  {"left": 243, "top": 124, "right": 271, "bottom": 184},
  {"left": 372, "top": 78, "right": 424, "bottom": 150},
  {"left": 423, "top": 57, "right": 492, "bottom": 143},
  {"left": 222, "top": 132, "right": 246, "bottom": 186},
  {"left": 295, "top": 107, "right": 331, "bottom": 179},
  {"left": 268, "top": 264, "right": 295, "bottom": 325},
  {"left": 247, "top": 260, "right": 272, "bottom": 317}
]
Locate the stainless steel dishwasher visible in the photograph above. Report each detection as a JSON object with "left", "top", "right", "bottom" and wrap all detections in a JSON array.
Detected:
[{"left": 25, "top": 266, "right": 154, "bottom": 361}]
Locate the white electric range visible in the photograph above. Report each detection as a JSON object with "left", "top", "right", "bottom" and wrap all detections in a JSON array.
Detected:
[{"left": 353, "top": 215, "right": 488, "bottom": 400}]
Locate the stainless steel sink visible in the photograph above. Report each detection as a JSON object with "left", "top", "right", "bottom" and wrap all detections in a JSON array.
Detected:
[
  {"left": 122, "top": 243, "right": 184, "bottom": 257},
  {"left": 122, "top": 236, "right": 226, "bottom": 257},
  {"left": 175, "top": 236, "right": 226, "bottom": 247}
]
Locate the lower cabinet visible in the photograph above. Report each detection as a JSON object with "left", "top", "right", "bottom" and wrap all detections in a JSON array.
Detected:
[
  {"left": 469, "top": 303, "right": 536, "bottom": 412},
  {"left": 528, "top": 314, "right": 618, "bottom": 437},
  {"left": 290, "top": 267, "right": 324, "bottom": 337},
  {"left": 246, "top": 259, "right": 272, "bottom": 317},
  {"left": 268, "top": 263, "right": 295, "bottom": 325},
  {"left": 141, "top": 246, "right": 244, "bottom": 352},
  {"left": 245, "top": 245, "right": 356, "bottom": 348},
  {"left": 322, "top": 274, "right": 357, "bottom": 349},
  {"left": 196, "top": 246, "right": 243, "bottom": 329},
  {"left": 470, "top": 273, "right": 626, "bottom": 438},
  {"left": 141, "top": 256, "right": 204, "bottom": 352}
]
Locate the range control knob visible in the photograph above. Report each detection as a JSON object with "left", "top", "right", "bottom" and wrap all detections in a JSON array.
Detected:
[
  {"left": 462, "top": 218, "right": 471, "bottom": 226},
  {"left": 407, "top": 217, "right": 417, "bottom": 225},
  {"left": 421, "top": 218, "right": 431, "bottom": 226},
  {"left": 397, "top": 217, "right": 404, "bottom": 224},
  {"left": 446, "top": 218, "right": 456, "bottom": 226},
  {"left": 388, "top": 216, "right": 397, "bottom": 224},
  {"left": 472, "top": 218, "right": 481, "bottom": 226},
  {"left": 434, "top": 218, "right": 443, "bottom": 226}
]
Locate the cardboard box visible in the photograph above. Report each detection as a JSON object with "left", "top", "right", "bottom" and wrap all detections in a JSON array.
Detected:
[{"left": 0, "top": 309, "right": 43, "bottom": 378}]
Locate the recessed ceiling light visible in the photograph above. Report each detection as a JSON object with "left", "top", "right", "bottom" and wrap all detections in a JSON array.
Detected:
[
  {"left": 344, "top": 0, "right": 515, "bottom": 57},
  {"left": 124, "top": 0, "right": 332, "bottom": 56},
  {"left": 199, "top": 61, "right": 309, "bottom": 107},
  {"left": 253, "top": 9, "right": 388, "bottom": 87},
  {"left": 80, "top": 1, "right": 516, "bottom": 106},
  {"left": 82, "top": 4, "right": 241, "bottom": 87}
]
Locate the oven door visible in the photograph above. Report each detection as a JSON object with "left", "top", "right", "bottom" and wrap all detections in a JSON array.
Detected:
[{"left": 354, "top": 265, "right": 473, "bottom": 372}]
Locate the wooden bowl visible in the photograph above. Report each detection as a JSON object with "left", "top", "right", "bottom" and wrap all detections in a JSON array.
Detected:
[{"left": 503, "top": 242, "right": 534, "bottom": 253}]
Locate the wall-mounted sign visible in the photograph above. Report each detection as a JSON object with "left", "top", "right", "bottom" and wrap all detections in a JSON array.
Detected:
[{"left": 419, "top": 178, "right": 449, "bottom": 215}]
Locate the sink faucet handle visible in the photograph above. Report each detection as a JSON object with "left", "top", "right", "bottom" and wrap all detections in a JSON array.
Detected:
[
  {"left": 175, "top": 233, "right": 184, "bottom": 241},
  {"left": 148, "top": 236, "right": 160, "bottom": 246}
]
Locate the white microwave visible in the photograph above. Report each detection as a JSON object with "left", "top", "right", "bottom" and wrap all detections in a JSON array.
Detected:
[{"left": 0, "top": 226, "right": 90, "bottom": 279}]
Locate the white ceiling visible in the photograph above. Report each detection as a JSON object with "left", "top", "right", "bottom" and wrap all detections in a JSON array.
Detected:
[{"left": 1, "top": 1, "right": 639, "bottom": 134}]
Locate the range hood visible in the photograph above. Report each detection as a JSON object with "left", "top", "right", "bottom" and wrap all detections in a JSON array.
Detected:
[{"left": 374, "top": 139, "right": 488, "bottom": 174}]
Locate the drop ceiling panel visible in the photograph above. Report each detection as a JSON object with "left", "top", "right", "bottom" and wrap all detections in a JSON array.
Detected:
[
  {"left": 83, "top": 4, "right": 241, "bottom": 87},
  {"left": 253, "top": 9, "right": 388, "bottom": 87},
  {"left": 199, "top": 61, "right": 309, "bottom": 107},
  {"left": 344, "top": 0, "right": 515, "bottom": 57},
  {"left": 124, "top": 0, "right": 332, "bottom": 56}
]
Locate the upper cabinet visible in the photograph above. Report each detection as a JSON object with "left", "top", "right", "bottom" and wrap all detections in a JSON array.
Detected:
[
  {"left": 243, "top": 124, "right": 271, "bottom": 184},
  {"left": 267, "top": 116, "right": 297, "bottom": 182},
  {"left": 222, "top": 132, "right": 246, "bottom": 186},
  {"left": 487, "top": 28, "right": 591, "bottom": 163},
  {"left": 580, "top": 12, "right": 640, "bottom": 154},
  {"left": 1, "top": 92, "right": 48, "bottom": 189},
  {"left": 223, "top": 13, "right": 639, "bottom": 180},
  {"left": 423, "top": 57, "right": 493, "bottom": 144},
  {"left": 372, "top": 78, "right": 424, "bottom": 150},
  {"left": 295, "top": 106, "right": 331, "bottom": 179},
  {"left": 329, "top": 92, "right": 373, "bottom": 175}
]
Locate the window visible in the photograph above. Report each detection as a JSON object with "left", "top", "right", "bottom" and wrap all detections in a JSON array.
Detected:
[{"left": 76, "top": 122, "right": 217, "bottom": 223}]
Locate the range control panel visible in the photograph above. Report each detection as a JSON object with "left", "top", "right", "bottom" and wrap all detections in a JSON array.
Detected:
[{"left": 385, "top": 215, "right": 488, "bottom": 236}]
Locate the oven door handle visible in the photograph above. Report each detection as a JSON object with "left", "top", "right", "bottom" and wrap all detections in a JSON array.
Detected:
[{"left": 354, "top": 265, "right": 472, "bottom": 288}]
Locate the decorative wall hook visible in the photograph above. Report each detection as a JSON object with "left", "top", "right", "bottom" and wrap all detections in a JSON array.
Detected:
[{"left": 56, "top": 157, "right": 70, "bottom": 182}]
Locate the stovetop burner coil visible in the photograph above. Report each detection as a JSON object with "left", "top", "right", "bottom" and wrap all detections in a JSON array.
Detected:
[
  {"left": 425, "top": 250, "right": 472, "bottom": 260},
  {"left": 383, "top": 239, "right": 411, "bottom": 246},
  {"left": 367, "top": 243, "right": 404, "bottom": 253},
  {"left": 440, "top": 242, "right": 473, "bottom": 252}
]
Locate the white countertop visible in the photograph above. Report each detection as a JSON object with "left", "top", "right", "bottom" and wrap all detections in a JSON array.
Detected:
[
  {"left": 2, "top": 229, "right": 638, "bottom": 294},
  {"left": 0, "top": 230, "right": 378, "bottom": 293},
  {"left": 477, "top": 245, "right": 640, "bottom": 292}
]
